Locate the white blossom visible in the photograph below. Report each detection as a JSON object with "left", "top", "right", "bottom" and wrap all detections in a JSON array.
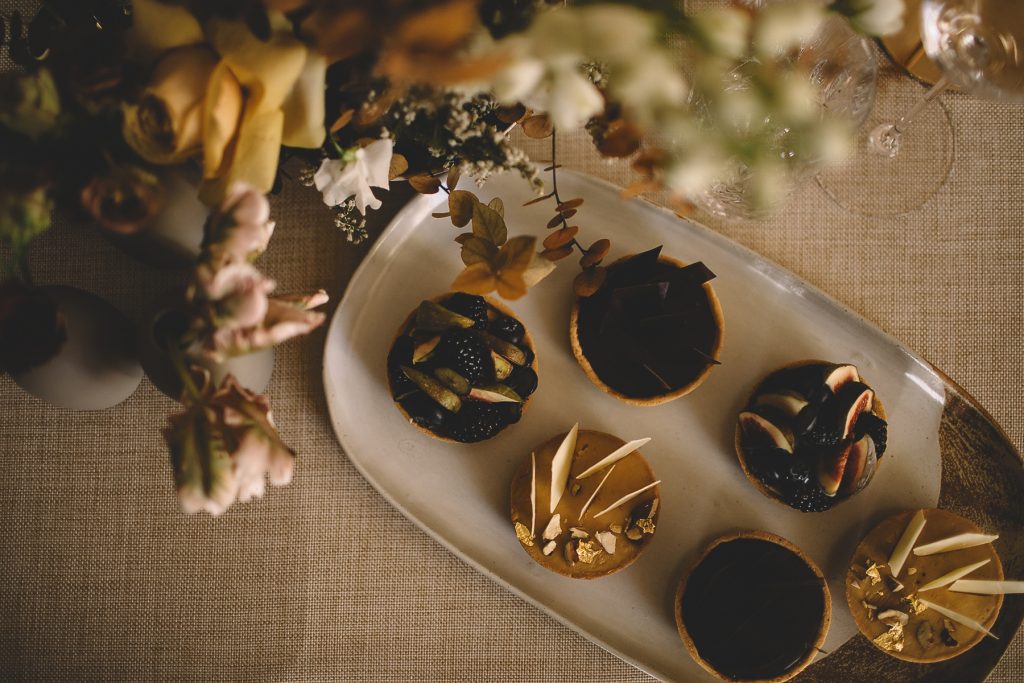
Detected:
[
  {"left": 692, "top": 7, "right": 752, "bottom": 60},
  {"left": 839, "top": 0, "right": 904, "bottom": 37},
  {"left": 756, "top": 1, "right": 826, "bottom": 57},
  {"left": 314, "top": 138, "right": 393, "bottom": 214}
]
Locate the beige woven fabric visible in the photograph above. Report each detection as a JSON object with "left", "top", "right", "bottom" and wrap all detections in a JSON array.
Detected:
[{"left": 1, "top": 10, "right": 1022, "bottom": 682}]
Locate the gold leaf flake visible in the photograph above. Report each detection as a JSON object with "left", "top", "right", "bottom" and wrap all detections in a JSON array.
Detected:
[
  {"left": 865, "top": 563, "right": 883, "bottom": 585},
  {"left": 576, "top": 539, "right": 601, "bottom": 564},
  {"left": 905, "top": 594, "right": 927, "bottom": 615},
  {"left": 514, "top": 521, "right": 534, "bottom": 547},
  {"left": 636, "top": 518, "right": 656, "bottom": 534},
  {"left": 873, "top": 622, "right": 905, "bottom": 652}
]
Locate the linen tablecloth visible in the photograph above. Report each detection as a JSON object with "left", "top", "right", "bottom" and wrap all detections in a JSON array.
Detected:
[{"left": 1, "top": 25, "right": 1022, "bottom": 683}]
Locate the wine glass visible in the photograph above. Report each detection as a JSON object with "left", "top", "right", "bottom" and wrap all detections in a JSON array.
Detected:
[{"left": 817, "top": 0, "right": 1024, "bottom": 217}]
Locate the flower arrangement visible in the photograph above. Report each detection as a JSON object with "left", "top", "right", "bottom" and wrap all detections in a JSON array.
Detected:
[{"left": 0, "top": 0, "right": 903, "bottom": 515}]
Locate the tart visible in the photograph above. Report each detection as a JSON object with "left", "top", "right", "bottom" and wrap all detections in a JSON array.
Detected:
[
  {"left": 386, "top": 293, "right": 538, "bottom": 443},
  {"left": 675, "top": 531, "right": 830, "bottom": 682},
  {"left": 846, "top": 508, "right": 1004, "bottom": 662},
  {"left": 569, "top": 246, "right": 724, "bottom": 405},
  {"left": 509, "top": 426, "right": 660, "bottom": 579},
  {"left": 735, "top": 360, "right": 888, "bottom": 512}
]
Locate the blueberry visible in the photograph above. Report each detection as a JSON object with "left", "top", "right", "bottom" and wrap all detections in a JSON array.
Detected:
[
  {"left": 506, "top": 366, "right": 538, "bottom": 398},
  {"left": 400, "top": 392, "right": 446, "bottom": 430},
  {"left": 489, "top": 316, "right": 524, "bottom": 344},
  {"left": 388, "top": 335, "right": 414, "bottom": 370}
]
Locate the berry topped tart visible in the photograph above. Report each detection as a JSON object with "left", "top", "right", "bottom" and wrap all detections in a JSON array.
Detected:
[
  {"left": 386, "top": 293, "right": 538, "bottom": 443},
  {"left": 569, "top": 246, "right": 724, "bottom": 406},
  {"left": 735, "top": 361, "right": 888, "bottom": 512},
  {"left": 509, "top": 425, "right": 660, "bottom": 579}
]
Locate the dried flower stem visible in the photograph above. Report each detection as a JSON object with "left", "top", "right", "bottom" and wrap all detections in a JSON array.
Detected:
[{"left": 549, "top": 132, "right": 588, "bottom": 259}]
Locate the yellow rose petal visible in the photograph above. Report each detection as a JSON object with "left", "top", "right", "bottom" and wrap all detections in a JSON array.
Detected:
[
  {"left": 201, "top": 107, "right": 284, "bottom": 204},
  {"left": 202, "top": 61, "right": 245, "bottom": 179},
  {"left": 281, "top": 51, "right": 327, "bottom": 149},
  {"left": 126, "top": 0, "right": 204, "bottom": 62}
]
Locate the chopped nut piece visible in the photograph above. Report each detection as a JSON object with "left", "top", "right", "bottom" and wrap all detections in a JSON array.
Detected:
[
  {"left": 514, "top": 521, "right": 534, "bottom": 547},
  {"left": 563, "top": 541, "right": 575, "bottom": 565},
  {"left": 570, "top": 483, "right": 582, "bottom": 496},
  {"left": 862, "top": 601, "right": 878, "bottom": 619},
  {"left": 609, "top": 524, "right": 623, "bottom": 534},
  {"left": 569, "top": 527, "right": 589, "bottom": 539},
  {"left": 542, "top": 513, "right": 562, "bottom": 541},
  {"left": 865, "top": 563, "right": 883, "bottom": 585},
  {"left": 908, "top": 567, "right": 918, "bottom": 575},
  {"left": 878, "top": 609, "right": 909, "bottom": 626},
  {"left": 648, "top": 498, "right": 659, "bottom": 518},
  {"left": 941, "top": 620, "right": 959, "bottom": 647},
  {"left": 917, "top": 621, "right": 936, "bottom": 649},
  {"left": 625, "top": 526, "right": 644, "bottom": 541},
  {"left": 873, "top": 622, "right": 905, "bottom": 652},
  {"left": 850, "top": 579, "right": 861, "bottom": 591},
  {"left": 595, "top": 531, "right": 616, "bottom": 554},
  {"left": 636, "top": 518, "right": 655, "bottom": 534},
  {"left": 542, "top": 540, "right": 557, "bottom": 556},
  {"left": 575, "top": 539, "right": 601, "bottom": 563},
  {"left": 887, "top": 576, "right": 905, "bottom": 593}
]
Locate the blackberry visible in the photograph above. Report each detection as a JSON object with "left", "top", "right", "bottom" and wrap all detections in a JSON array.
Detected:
[
  {"left": 500, "top": 401, "right": 524, "bottom": 425},
  {"left": 438, "top": 329, "right": 492, "bottom": 384},
  {"left": 387, "top": 336, "right": 417, "bottom": 398},
  {"left": 747, "top": 448, "right": 790, "bottom": 489},
  {"left": 854, "top": 412, "right": 888, "bottom": 457},
  {"left": 782, "top": 484, "right": 835, "bottom": 513},
  {"left": 506, "top": 366, "right": 538, "bottom": 398},
  {"left": 444, "top": 293, "right": 488, "bottom": 328},
  {"left": 446, "top": 400, "right": 509, "bottom": 442},
  {"left": 490, "top": 316, "right": 524, "bottom": 344}
]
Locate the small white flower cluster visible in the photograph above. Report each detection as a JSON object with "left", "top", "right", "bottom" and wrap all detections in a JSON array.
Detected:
[{"left": 333, "top": 198, "right": 369, "bottom": 244}]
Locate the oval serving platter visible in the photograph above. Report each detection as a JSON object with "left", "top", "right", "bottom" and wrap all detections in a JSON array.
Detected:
[{"left": 323, "top": 170, "right": 1023, "bottom": 682}]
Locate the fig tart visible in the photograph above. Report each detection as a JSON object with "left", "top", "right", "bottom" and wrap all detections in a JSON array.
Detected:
[
  {"left": 386, "top": 293, "right": 538, "bottom": 443},
  {"left": 569, "top": 246, "right": 724, "bottom": 406},
  {"left": 846, "top": 508, "right": 1005, "bottom": 662},
  {"left": 735, "top": 361, "right": 888, "bottom": 512},
  {"left": 509, "top": 426, "right": 660, "bottom": 579},
  {"left": 675, "top": 531, "right": 831, "bottom": 682}
]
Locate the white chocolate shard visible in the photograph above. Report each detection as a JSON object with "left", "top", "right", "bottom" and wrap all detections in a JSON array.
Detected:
[
  {"left": 949, "top": 579, "right": 1024, "bottom": 595},
  {"left": 541, "top": 540, "right": 556, "bottom": 556},
  {"left": 549, "top": 423, "right": 578, "bottom": 513},
  {"left": 889, "top": 510, "right": 927, "bottom": 577},
  {"left": 542, "top": 513, "right": 562, "bottom": 541},
  {"left": 918, "top": 559, "right": 991, "bottom": 592},
  {"left": 595, "top": 531, "right": 616, "bottom": 555},
  {"left": 529, "top": 452, "right": 536, "bottom": 537},
  {"left": 569, "top": 527, "right": 589, "bottom": 539},
  {"left": 578, "top": 464, "right": 616, "bottom": 520},
  {"left": 913, "top": 533, "right": 999, "bottom": 556},
  {"left": 917, "top": 598, "right": 998, "bottom": 639},
  {"left": 593, "top": 481, "right": 661, "bottom": 519},
  {"left": 574, "top": 438, "right": 651, "bottom": 480}
]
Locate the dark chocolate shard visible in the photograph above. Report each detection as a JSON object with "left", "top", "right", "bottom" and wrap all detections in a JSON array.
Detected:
[
  {"left": 671, "top": 261, "right": 716, "bottom": 287},
  {"left": 607, "top": 245, "right": 663, "bottom": 287}
]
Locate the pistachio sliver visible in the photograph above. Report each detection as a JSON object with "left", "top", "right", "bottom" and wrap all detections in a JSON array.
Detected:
[{"left": 574, "top": 438, "right": 651, "bottom": 480}]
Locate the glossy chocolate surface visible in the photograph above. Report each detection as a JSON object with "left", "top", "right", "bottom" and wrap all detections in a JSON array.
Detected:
[
  {"left": 575, "top": 247, "right": 720, "bottom": 398},
  {"left": 680, "top": 538, "right": 825, "bottom": 681}
]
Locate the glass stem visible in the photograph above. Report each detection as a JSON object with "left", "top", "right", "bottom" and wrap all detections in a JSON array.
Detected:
[{"left": 868, "top": 75, "right": 952, "bottom": 157}]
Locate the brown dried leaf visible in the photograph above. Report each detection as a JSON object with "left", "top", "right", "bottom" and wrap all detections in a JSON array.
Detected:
[
  {"left": 389, "top": 153, "right": 409, "bottom": 180},
  {"left": 522, "top": 114, "right": 553, "bottom": 139},
  {"left": 496, "top": 104, "right": 527, "bottom": 125},
  {"left": 409, "top": 174, "right": 442, "bottom": 194},
  {"left": 574, "top": 267, "right": 607, "bottom": 297},
  {"left": 452, "top": 262, "right": 497, "bottom": 295},
  {"left": 446, "top": 166, "right": 461, "bottom": 190},
  {"left": 556, "top": 198, "right": 583, "bottom": 211},
  {"left": 541, "top": 246, "right": 574, "bottom": 261},
  {"left": 580, "top": 239, "right": 610, "bottom": 268},
  {"left": 329, "top": 109, "right": 355, "bottom": 133},
  {"left": 597, "top": 119, "right": 642, "bottom": 158},
  {"left": 496, "top": 270, "right": 528, "bottom": 299},
  {"left": 498, "top": 235, "right": 536, "bottom": 271},
  {"left": 448, "top": 190, "right": 477, "bottom": 227},
  {"left": 460, "top": 235, "right": 498, "bottom": 266},
  {"left": 433, "top": 212, "right": 451, "bottom": 218},
  {"left": 487, "top": 197, "right": 504, "bottom": 217},
  {"left": 472, "top": 202, "right": 507, "bottom": 246},
  {"left": 523, "top": 193, "right": 554, "bottom": 206},
  {"left": 620, "top": 179, "right": 660, "bottom": 199},
  {"left": 546, "top": 214, "right": 566, "bottom": 229},
  {"left": 543, "top": 226, "right": 578, "bottom": 250},
  {"left": 454, "top": 233, "right": 473, "bottom": 245},
  {"left": 559, "top": 208, "right": 577, "bottom": 220},
  {"left": 542, "top": 164, "right": 563, "bottom": 172}
]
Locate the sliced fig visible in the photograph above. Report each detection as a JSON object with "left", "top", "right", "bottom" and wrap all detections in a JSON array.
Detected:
[
  {"left": 739, "top": 411, "right": 793, "bottom": 453},
  {"left": 433, "top": 367, "right": 469, "bottom": 395},
  {"left": 468, "top": 385, "right": 522, "bottom": 403},
  {"left": 401, "top": 366, "right": 461, "bottom": 413},
  {"left": 414, "top": 300, "right": 475, "bottom": 332},
  {"left": 754, "top": 392, "right": 809, "bottom": 420},
  {"left": 824, "top": 364, "right": 860, "bottom": 393},
  {"left": 835, "top": 381, "right": 874, "bottom": 439},
  {"left": 479, "top": 330, "right": 527, "bottom": 366},
  {"left": 491, "top": 351, "right": 513, "bottom": 381},
  {"left": 840, "top": 435, "right": 877, "bottom": 495},
  {"left": 817, "top": 440, "right": 853, "bottom": 496},
  {"left": 412, "top": 335, "right": 441, "bottom": 363}
]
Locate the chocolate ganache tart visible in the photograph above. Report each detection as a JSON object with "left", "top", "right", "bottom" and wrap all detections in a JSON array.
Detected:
[{"left": 569, "top": 246, "right": 724, "bottom": 405}]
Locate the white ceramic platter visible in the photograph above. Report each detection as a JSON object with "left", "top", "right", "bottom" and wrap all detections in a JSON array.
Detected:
[{"left": 323, "top": 170, "right": 944, "bottom": 681}]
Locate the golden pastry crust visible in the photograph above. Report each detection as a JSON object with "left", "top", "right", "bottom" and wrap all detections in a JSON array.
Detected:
[
  {"left": 674, "top": 530, "right": 831, "bottom": 683},
  {"left": 845, "top": 508, "right": 1004, "bottom": 663},
  {"left": 509, "top": 429, "right": 660, "bottom": 579},
  {"left": 734, "top": 359, "right": 887, "bottom": 509},
  {"left": 388, "top": 294, "right": 537, "bottom": 443},
  {"left": 569, "top": 254, "right": 724, "bottom": 406}
]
